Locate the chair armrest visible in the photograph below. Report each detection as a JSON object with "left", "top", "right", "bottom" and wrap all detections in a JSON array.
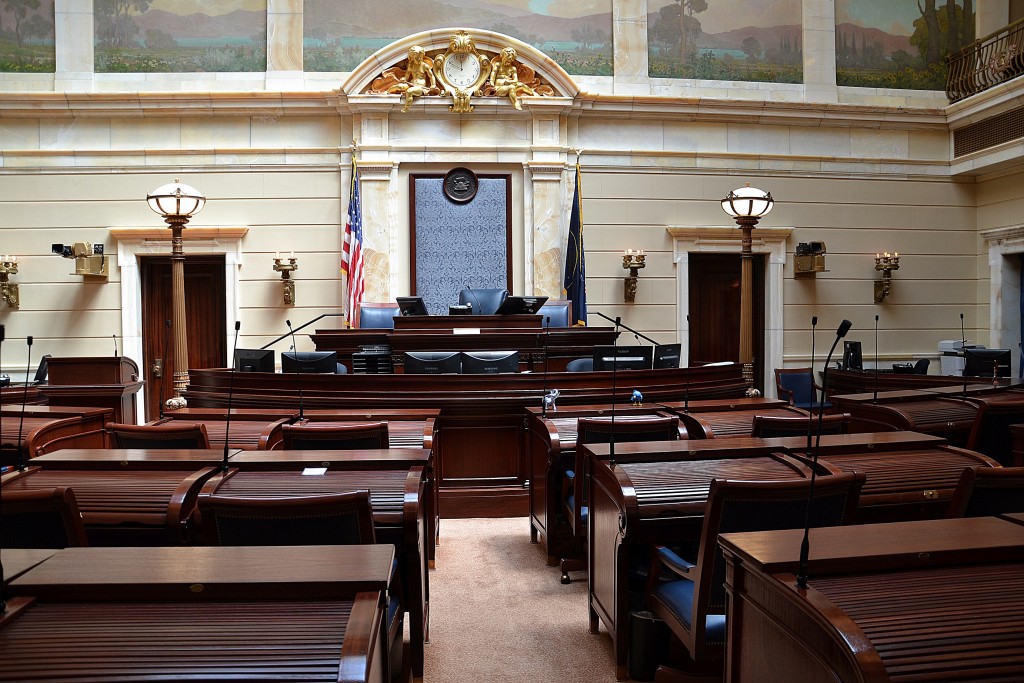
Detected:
[
  {"left": 654, "top": 545, "right": 695, "bottom": 577},
  {"left": 777, "top": 386, "right": 795, "bottom": 405}
]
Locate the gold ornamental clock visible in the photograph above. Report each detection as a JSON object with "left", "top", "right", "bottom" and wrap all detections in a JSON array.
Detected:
[{"left": 434, "top": 31, "right": 489, "bottom": 113}]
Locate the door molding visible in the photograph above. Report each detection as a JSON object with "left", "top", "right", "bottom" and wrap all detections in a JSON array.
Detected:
[
  {"left": 982, "top": 225, "right": 1024, "bottom": 377},
  {"left": 110, "top": 227, "right": 247, "bottom": 422},
  {"left": 669, "top": 226, "right": 791, "bottom": 396}
]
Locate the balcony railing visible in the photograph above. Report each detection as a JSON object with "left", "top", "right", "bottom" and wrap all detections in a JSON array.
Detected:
[{"left": 948, "top": 18, "right": 1024, "bottom": 103}]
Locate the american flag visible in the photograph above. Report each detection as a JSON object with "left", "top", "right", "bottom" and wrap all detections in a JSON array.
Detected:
[{"left": 341, "top": 160, "right": 364, "bottom": 328}]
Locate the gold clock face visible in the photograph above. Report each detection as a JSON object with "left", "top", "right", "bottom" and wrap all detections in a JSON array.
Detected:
[{"left": 442, "top": 52, "right": 482, "bottom": 90}]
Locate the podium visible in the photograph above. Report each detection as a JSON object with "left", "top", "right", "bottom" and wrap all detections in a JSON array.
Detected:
[{"left": 39, "top": 356, "right": 144, "bottom": 424}]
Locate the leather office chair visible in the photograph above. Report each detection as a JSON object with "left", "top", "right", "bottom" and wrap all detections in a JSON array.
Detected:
[
  {"left": 646, "top": 473, "right": 864, "bottom": 679},
  {"left": 775, "top": 368, "right": 831, "bottom": 411},
  {"left": 750, "top": 413, "right": 851, "bottom": 438},
  {"left": 459, "top": 288, "right": 508, "bottom": 315},
  {"left": 107, "top": 422, "right": 212, "bottom": 449},
  {"left": 539, "top": 299, "right": 572, "bottom": 327},
  {"left": 359, "top": 302, "right": 401, "bottom": 329},
  {"left": 280, "top": 421, "right": 390, "bottom": 450},
  {"left": 913, "top": 358, "right": 930, "bottom": 374},
  {"left": 560, "top": 416, "right": 684, "bottom": 584},
  {"left": 946, "top": 465, "right": 1024, "bottom": 518},
  {"left": 2, "top": 486, "right": 89, "bottom": 548},
  {"left": 197, "top": 489, "right": 404, "bottom": 680},
  {"left": 565, "top": 357, "right": 594, "bottom": 372}
]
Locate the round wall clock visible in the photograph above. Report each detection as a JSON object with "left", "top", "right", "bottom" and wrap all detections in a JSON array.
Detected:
[
  {"left": 443, "top": 167, "right": 478, "bottom": 203},
  {"left": 442, "top": 52, "right": 484, "bottom": 90}
]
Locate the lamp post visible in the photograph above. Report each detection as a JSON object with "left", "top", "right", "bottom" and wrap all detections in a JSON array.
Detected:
[
  {"left": 147, "top": 179, "right": 206, "bottom": 408},
  {"left": 721, "top": 183, "right": 773, "bottom": 386}
]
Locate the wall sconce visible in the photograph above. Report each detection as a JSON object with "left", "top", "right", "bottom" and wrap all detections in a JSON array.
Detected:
[
  {"left": 273, "top": 252, "right": 298, "bottom": 306},
  {"left": 794, "top": 241, "right": 827, "bottom": 275},
  {"left": 622, "top": 248, "right": 646, "bottom": 303},
  {"left": 0, "top": 255, "right": 19, "bottom": 309},
  {"left": 52, "top": 242, "right": 108, "bottom": 278},
  {"left": 874, "top": 252, "right": 900, "bottom": 303}
]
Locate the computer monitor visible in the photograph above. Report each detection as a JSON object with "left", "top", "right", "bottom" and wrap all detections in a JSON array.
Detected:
[
  {"left": 461, "top": 351, "right": 519, "bottom": 374},
  {"left": 842, "top": 341, "right": 863, "bottom": 371},
  {"left": 281, "top": 351, "right": 339, "bottom": 374},
  {"left": 33, "top": 354, "right": 51, "bottom": 384},
  {"left": 234, "top": 348, "right": 274, "bottom": 373},
  {"left": 403, "top": 351, "right": 461, "bottom": 374},
  {"left": 494, "top": 295, "right": 548, "bottom": 315},
  {"left": 653, "top": 344, "right": 681, "bottom": 369},
  {"left": 396, "top": 296, "right": 429, "bottom": 316},
  {"left": 592, "top": 345, "right": 654, "bottom": 371},
  {"left": 963, "top": 347, "right": 1011, "bottom": 378}
]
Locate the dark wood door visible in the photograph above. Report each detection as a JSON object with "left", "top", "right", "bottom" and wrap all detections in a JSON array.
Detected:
[
  {"left": 141, "top": 256, "right": 226, "bottom": 422},
  {"left": 688, "top": 253, "right": 765, "bottom": 392}
]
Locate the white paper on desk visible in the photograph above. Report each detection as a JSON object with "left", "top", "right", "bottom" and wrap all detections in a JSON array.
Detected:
[
  {"left": 453, "top": 328, "right": 481, "bottom": 335},
  {"left": 301, "top": 467, "right": 328, "bottom": 476}
]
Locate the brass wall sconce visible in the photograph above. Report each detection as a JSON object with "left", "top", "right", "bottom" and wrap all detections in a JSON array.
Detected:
[
  {"left": 794, "top": 241, "right": 827, "bottom": 275},
  {"left": 0, "top": 255, "right": 19, "bottom": 309},
  {"left": 52, "top": 242, "right": 108, "bottom": 278},
  {"left": 622, "top": 248, "right": 646, "bottom": 303},
  {"left": 273, "top": 252, "right": 298, "bottom": 306},
  {"left": 874, "top": 252, "right": 900, "bottom": 303}
]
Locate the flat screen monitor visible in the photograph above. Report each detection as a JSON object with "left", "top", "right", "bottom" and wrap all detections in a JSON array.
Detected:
[
  {"left": 33, "top": 354, "right": 51, "bottom": 384},
  {"left": 404, "top": 351, "right": 461, "bottom": 375},
  {"left": 234, "top": 348, "right": 274, "bottom": 373},
  {"left": 653, "top": 344, "right": 681, "bottom": 369},
  {"left": 592, "top": 345, "right": 653, "bottom": 371},
  {"left": 396, "top": 296, "right": 429, "bottom": 317},
  {"left": 963, "top": 347, "right": 1011, "bottom": 378},
  {"left": 494, "top": 295, "right": 548, "bottom": 315},
  {"left": 842, "top": 341, "right": 863, "bottom": 371},
  {"left": 461, "top": 351, "right": 519, "bottom": 374},
  {"left": 281, "top": 351, "right": 339, "bottom": 374}
]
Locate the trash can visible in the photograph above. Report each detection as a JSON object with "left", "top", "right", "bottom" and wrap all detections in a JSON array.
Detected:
[{"left": 628, "top": 609, "right": 669, "bottom": 681}]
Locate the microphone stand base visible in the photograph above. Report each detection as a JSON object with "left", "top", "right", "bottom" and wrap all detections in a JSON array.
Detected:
[{"left": 165, "top": 395, "right": 187, "bottom": 411}]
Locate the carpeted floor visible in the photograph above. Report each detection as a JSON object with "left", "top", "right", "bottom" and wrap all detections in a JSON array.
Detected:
[{"left": 420, "top": 517, "right": 620, "bottom": 682}]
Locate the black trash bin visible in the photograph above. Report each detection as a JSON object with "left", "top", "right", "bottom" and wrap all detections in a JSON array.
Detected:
[{"left": 628, "top": 609, "right": 669, "bottom": 681}]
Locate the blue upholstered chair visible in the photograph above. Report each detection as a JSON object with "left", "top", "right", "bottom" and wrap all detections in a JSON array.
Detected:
[
  {"left": 774, "top": 367, "right": 831, "bottom": 411},
  {"left": 358, "top": 302, "right": 401, "bottom": 329},
  {"left": 646, "top": 473, "right": 864, "bottom": 678},
  {"left": 459, "top": 288, "right": 508, "bottom": 315},
  {"left": 946, "top": 465, "right": 1024, "bottom": 518},
  {"left": 565, "top": 357, "right": 593, "bottom": 372},
  {"left": 539, "top": 299, "right": 572, "bottom": 327}
]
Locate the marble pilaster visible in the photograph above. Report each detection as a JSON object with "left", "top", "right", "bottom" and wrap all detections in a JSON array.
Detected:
[
  {"left": 526, "top": 162, "right": 566, "bottom": 299},
  {"left": 356, "top": 159, "right": 396, "bottom": 303},
  {"left": 267, "top": 0, "right": 303, "bottom": 90},
  {"left": 803, "top": 0, "right": 838, "bottom": 103},
  {"left": 54, "top": 0, "right": 94, "bottom": 91},
  {"left": 613, "top": 0, "right": 649, "bottom": 95}
]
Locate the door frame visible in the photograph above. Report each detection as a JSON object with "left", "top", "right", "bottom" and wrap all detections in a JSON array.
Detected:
[
  {"left": 111, "top": 227, "right": 247, "bottom": 423},
  {"left": 670, "top": 226, "right": 791, "bottom": 397},
  {"left": 982, "top": 224, "right": 1024, "bottom": 378}
]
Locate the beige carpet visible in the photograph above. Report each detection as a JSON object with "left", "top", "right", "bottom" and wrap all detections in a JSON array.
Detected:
[{"left": 420, "top": 517, "right": 620, "bottom": 682}]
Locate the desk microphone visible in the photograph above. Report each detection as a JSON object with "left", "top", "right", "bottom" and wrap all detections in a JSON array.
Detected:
[
  {"left": 960, "top": 312, "right": 967, "bottom": 400},
  {"left": 683, "top": 314, "right": 691, "bottom": 414},
  {"left": 113, "top": 333, "right": 118, "bottom": 357},
  {"left": 16, "top": 335, "right": 33, "bottom": 472},
  {"left": 796, "top": 319, "right": 851, "bottom": 590},
  {"left": 873, "top": 314, "right": 880, "bottom": 404},
  {"left": 286, "top": 319, "right": 305, "bottom": 420},
  {"left": 222, "top": 320, "right": 241, "bottom": 472},
  {"left": 158, "top": 319, "right": 171, "bottom": 419},
  {"left": 0, "top": 323, "right": 5, "bottom": 614},
  {"left": 542, "top": 316, "right": 551, "bottom": 417},
  {"left": 806, "top": 316, "right": 817, "bottom": 455},
  {"left": 464, "top": 285, "right": 482, "bottom": 315},
  {"left": 609, "top": 316, "right": 621, "bottom": 466}
]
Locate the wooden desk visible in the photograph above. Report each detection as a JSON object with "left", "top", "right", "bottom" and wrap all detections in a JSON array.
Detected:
[
  {"left": 200, "top": 467, "right": 429, "bottom": 677},
  {"left": 2, "top": 464, "right": 219, "bottom": 545},
  {"left": 3, "top": 545, "right": 394, "bottom": 683},
  {"left": 1, "top": 549, "right": 57, "bottom": 584},
  {"left": 31, "top": 448, "right": 241, "bottom": 469},
  {"left": 961, "top": 388, "right": 1024, "bottom": 465},
  {"left": 0, "top": 406, "right": 111, "bottom": 464},
  {"left": 1002, "top": 511, "right": 1024, "bottom": 526},
  {"left": 660, "top": 401, "right": 805, "bottom": 439},
  {"left": 38, "top": 356, "right": 143, "bottom": 424},
  {"left": 720, "top": 517, "right": 1024, "bottom": 683},
  {"left": 392, "top": 314, "right": 544, "bottom": 330},
  {"left": 587, "top": 451, "right": 822, "bottom": 678},
  {"left": 831, "top": 391, "right": 979, "bottom": 445}
]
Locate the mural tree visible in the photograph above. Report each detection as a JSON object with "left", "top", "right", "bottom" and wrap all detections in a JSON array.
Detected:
[
  {"left": 4, "top": 0, "right": 41, "bottom": 48},
  {"left": 95, "top": 0, "right": 152, "bottom": 48}
]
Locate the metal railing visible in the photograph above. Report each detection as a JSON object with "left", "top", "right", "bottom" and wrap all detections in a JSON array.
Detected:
[{"left": 948, "top": 17, "right": 1024, "bottom": 103}]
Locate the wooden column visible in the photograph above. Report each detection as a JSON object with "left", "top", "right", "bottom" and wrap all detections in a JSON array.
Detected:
[
  {"left": 737, "top": 218, "right": 756, "bottom": 385},
  {"left": 168, "top": 220, "right": 189, "bottom": 407}
]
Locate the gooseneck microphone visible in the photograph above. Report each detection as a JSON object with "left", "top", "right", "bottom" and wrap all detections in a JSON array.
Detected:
[
  {"left": 796, "top": 319, "right": 852, "bottom": 590},
  {"left": 0, "top": 323, "right": 5, "bottom": 613},
  {"left": 542, "top": 316, "right": 551, "bottom": 417},
  {"left": 17, "top": 336, "right": 33, "bottom": 472},
  {"left": 873, "top": 314, "right": 880, "bottom": 404},
  {"left": 806, "top": 316, "right": 818, "bottom": 454},
  {"left": 609, "top": 316, "right": 621, "bottom": 466},
  {"left": 222, "top": 320, "right": 241, "bottom": 472},
  {"left": 158, "top": 319, "right": 171, "bottom": 419},
  {"left": 960, "top": 313, "right": 968, "bottom": 400},
  {"left": 684, "top": 314, "right": 691, "bottom": 413},
  {"left": 286, "top": 320, "right": 305, "bottom": 420},
  {"left": 113, "top": 333, "right": 118, "bottom": 358},
  {"left": 464, "top": 285, "right": 482, "bottom": 315}
]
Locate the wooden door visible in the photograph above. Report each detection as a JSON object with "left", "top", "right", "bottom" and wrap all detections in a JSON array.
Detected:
[
  {"left": 141, "top": 256, "right": 226, "bottom": 422},
  {"left": 688, "top": 253, "right": 765, "bottom": 392}
]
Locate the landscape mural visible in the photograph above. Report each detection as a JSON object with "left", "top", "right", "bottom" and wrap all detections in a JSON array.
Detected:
[
  {"left": 94, "top": 0, "right": 266, "bottom": 73},
  {"left": 836, "top": 0, "right": 975, "bottom": 90},
  {"left": 303, "top": 0, "right": 613, "bottom": 76},
  {"left": 647, "top": 0, "right": 803, "bottom": 83},
  {"left": 0, "top": 0, "right": 55, "bottom": 73}
]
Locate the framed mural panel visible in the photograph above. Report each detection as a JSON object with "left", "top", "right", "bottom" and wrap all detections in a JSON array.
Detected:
[
  {"left": 647, "top": 0, "right": 803, "bottom": 83},
  {"left": 410, "top": 173, "right": 512, "bottom": 316},
  {"left": 835, "top": 0, "right": 976, "bottom": 90},
  {"left": 94, "top": 0, "right": 266, "bottom": 73},
  {"left": 0, "top": 0, "right": 55, "bottom": 72},
  {"left": 304, "top": 0, "right": 612, "bottom": 76}
]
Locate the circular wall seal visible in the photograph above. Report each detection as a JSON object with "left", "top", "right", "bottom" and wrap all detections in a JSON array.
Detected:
[{"left": 443, "top": 167, "right": 478, "bottom": 203}]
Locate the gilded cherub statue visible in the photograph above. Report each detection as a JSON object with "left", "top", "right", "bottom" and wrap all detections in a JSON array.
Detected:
[
  {"left": 386, "top": 46, "right": 437, "bottom": 112},
  {"left": 488, "top": 47, "right": 535, "bottom": 110}
]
